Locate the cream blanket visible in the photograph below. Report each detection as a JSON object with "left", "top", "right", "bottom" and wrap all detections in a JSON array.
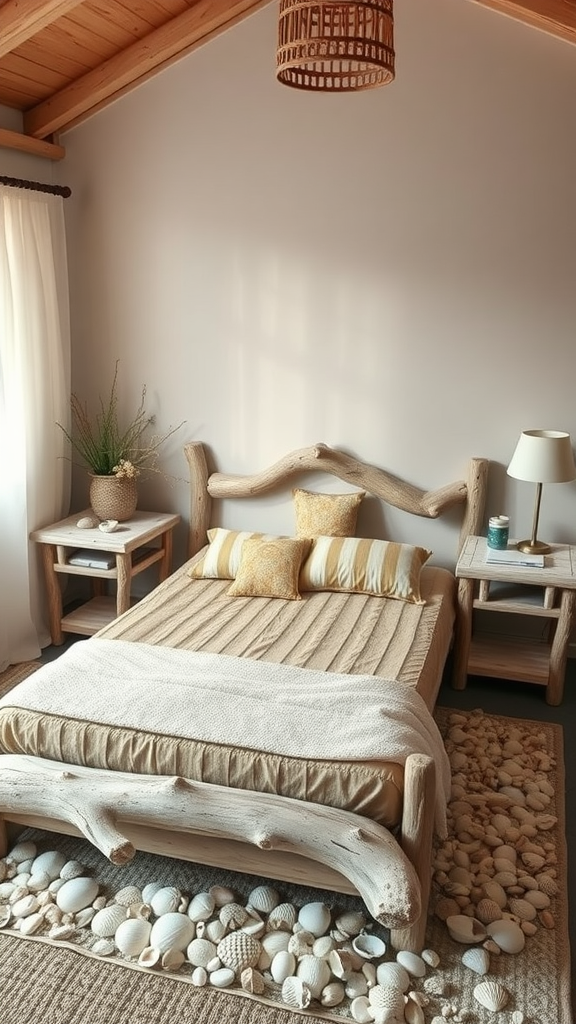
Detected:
[{"left": 1, "top": 638, "right": 451, "bottom": 833}]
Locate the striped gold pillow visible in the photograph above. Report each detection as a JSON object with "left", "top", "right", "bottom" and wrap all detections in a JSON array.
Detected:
[
  {"left": 293, "top": 488, "right": 365, "bottom": 538},
  {"left": 227, "top": 537, "right": 312, "bottom": 600},
  {"left": 299, "top": 536, "right": 432, "bottom": 604},
  {"left": 189, "top": 528, "right": 279, "bottom": 580}
]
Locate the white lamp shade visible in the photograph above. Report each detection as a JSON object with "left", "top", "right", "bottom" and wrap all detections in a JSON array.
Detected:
[{"left": 507, "top": 430, "right": 576, "bottom": 484}]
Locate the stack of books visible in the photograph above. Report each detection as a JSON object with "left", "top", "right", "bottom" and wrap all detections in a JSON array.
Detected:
[{"left": 485, "top": 547, "right": 544, "bottom": 568}]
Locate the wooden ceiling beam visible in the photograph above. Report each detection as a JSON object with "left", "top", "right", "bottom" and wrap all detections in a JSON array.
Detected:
[
  {"left": 23, "top": 0, "right": 269, "bottom": 139},
  {"left": 0, "top": 0, "right": 85, "bottom": 59},
  {"left": 470, "top": 0, "right": 576, "bottom": 46},
  {"left": 0, "top": 126, "right": 65, "bottom": 160}
]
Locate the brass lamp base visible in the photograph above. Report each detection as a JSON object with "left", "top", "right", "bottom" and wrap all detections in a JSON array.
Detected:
[{"left": 516, "top": 539, "right": 551, "bottom": 555}]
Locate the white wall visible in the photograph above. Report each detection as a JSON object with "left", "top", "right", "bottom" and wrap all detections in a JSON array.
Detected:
[{"left": 60, "top": 0, "right": 576, "bottom": 569}]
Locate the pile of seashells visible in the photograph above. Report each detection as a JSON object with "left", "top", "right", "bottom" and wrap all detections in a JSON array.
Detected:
[{"left": 0, "top": 709, "right": 559, "bottom": 1024}]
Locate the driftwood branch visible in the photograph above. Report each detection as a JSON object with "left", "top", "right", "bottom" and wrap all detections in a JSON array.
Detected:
[{"left": 0, "top": 754, "right": 421, "bottom": 929}]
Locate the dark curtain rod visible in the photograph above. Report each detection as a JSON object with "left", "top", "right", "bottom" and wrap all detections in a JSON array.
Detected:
[{"left": 0, "top": 175, "right": 71, "bottom": 198}]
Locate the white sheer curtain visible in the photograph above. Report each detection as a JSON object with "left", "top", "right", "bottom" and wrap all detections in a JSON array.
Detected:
[{"left": 0, "top": 184, "right": 71, "bottom": 670}]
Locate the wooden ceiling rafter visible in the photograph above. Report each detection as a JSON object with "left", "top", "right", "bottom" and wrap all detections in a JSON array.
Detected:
[{"left": 0, "top": 0, "right": 573, "bottom": 159}]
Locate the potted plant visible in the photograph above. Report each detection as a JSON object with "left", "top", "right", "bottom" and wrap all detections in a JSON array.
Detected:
[{"left": 57, "top": 362, "right": 184, "bottom": 521}]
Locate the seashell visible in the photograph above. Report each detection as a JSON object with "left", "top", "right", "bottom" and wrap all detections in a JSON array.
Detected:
[
  {"left": 77, "top": 516, "right": 98, "bottom": 529},
  {"left": 486, "top": 918, "right": 525, "bottom": 954},
  {"left": 329, "top": 948, "right": 357, "bottom": 980},
  {"left": 240, "top": 966, "right": 265, "bottom": 994},
  {"left": 98, "top": 519, "right": 119, "bottom": 533},
  {"left": 296, "top": 954, "right": 332, "bottom": 998},
  {"left": 15, "top": 859, "right": 34, "bottom": 876},
  {"left": 267, "top": 902, "right": 297, "bottom": 931},
  {"left": 219, "top": 902, "right": 248, "bottom": 930},
  {"left": 75, "top": 907, "right": 95, "bottom": 929},
  {"left": 345, "top": 971, "right": 368, "bottom": 999},
  {"left": 473, "top": 980, "right": 509, "bottom": 1011},
  {"left": 261, "top": 930, "right": 291, "bottom": 957},
  {"left": 56, "top": 877, "right": 99, "bottom": 914},
  {"left": 191, "top": 966, "right": 208, "bottom": 986},
  {"left": 150, "top": 886, "right": 181, "bottom": 917},
  {"left": 524, "top": 889, "right": 550, "bottom": 910},
  {"left": 404, "top": 997, "right": 426, "bottom": 1024},
  {"left": 209, "top": 884, "right": 236, "bottom": 907},
  {"left": 9, "top": 884, "right": 30, "bottom": 904},
  {"left": 434, "top": 897, "right": 460, "bottom": 921},
  {"left": 352, "top": 933, "right": 386, "bottom": 960},
  {"left": 205, "top": 919, "right": 226, "bottom": 944},
  {"left": 0, "top": 906, "right": 12, "bottom": 928},
  {"left": 27, "top": 871, "right": 52, "bottom": 893},
  {"left": 32, "top": 850, "right": 67, "bottom": 881},
  {"left": 11, "top": 894, "right": 39, "bottom": 919},
  {"left": 350, "top": 995, "right": 372, "bottom": 1023},
  {"left": 206, "top": 955, "right": 222, "bottom": 972},
  {"left": 376, "top": 961, "right": 410, "bottom": 991},
  {"left": 282, "top": 976, "right": 312, "bottom": 1010},
  {"left": 368, "top": 983, "right": 406, "bottom": 1016},
  {"left": 297, "top": 901, "right": 331, "bottom": 938},
  {"left": 162, "top": 948, "right": 186, "bottom": 972},
  {"left": 19, "top": 912, "right": 44, "bottom": 936},
  {"left": 396, "top": 950, "right": 426, "bottom": 977},
  {"left": 49, "top": 922, "right": 76, "bottom": 941},
  {"left": 535, "top": 873, "right": 559, "bottom": 896},
  {"left": 312, "top": 935, "right": 335, "bottom": 958},
  {"left": 114, "top": 917, "right": 152, "bottom": 957},
  {"left": 91, "top": 904, "right": 128, "bottom": 938},
  {"left": 289, "top": 931, "right": 314, "bottom": 958},
  {"left": 0, "top": 882, "right": 16, "bottom": 900},
  {"left": 138, "top": 946, "right": 161, "bottom": 969},
  {"left": 241, "top": 913, "right": 265, "bottom": 938},
  {"left": 511, "top": 1012, "right": 525, "bottom": 1024},
  {"left": 247, "top": 885, "right": 280, "bottom": 913},
  {"left": 321, "top": 980, "right": 346, "bottom": 1007},
  {"left": 217, "top": 931, "right": 261, "bottom": 974},
  {"left": 475, "top": 898, "right": 502, "bottom": 924},
  {"left": 187, "top": 937, "right": 218, "bottom": 968},
  {"left": 126, "top": 902, "right": 151, "bottom": 920},
  {"left": 187, "top": 892, "right": 215, "bottom": 923},
  {"left": 445, "top": 914, "right": 487, "bottom": 944},
  {"left": 115, "top": 885, "right": 142, "bottom": 908},
  {"left": 40, "top": 904, "right": 62, "bottom": 926},
  {"left": 141, "top": 882, "right": 164, "bottom": 904},
  {"left": 59, "top": 860, "right": 85, "bottom": 882},
  {"left": 92, "top": 896, "right": 107, "bottom": 911},
  {"left": 209, "top": 967, "right": 235, "bottom": 988},
  {"left": 461, "top": 947, "right": 490, "bottom": 975},
  {"left": 420, "top": 949, "right": 439, "bottom": 968},
  {"left": 271, "top": 949, "right": 297, "bottom": 983},
  {"left": 509, "top": 898, "right": 537, "bottom": 921},
  {"left": 149, "top": 912, "right": 194, "bottom": 953},
  {"left": 92, "top": 938, "right": 116, "bottom": 956},
  {"left": 7, "top": 841, "right": 37, "bottom": 864},
  {"left": 335, "top": 910, "right": 367, "bottom": 938}
]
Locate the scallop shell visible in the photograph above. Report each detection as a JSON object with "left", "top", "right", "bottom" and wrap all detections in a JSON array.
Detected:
[
  {"left": 91, "top": 904, "right": 128, "bottom": 938},
  {"left": 149, "top": 912, "right": 195, "bottom": 953},
  {"left": 56, "top": 877, "right": 99, "bottom": 914},
  {"left": 187, "top": 892, "right": 215, "bottom": 923},
  {"left": 217, "top": 931, "right": 261, "bottom": 973},
  {"left": 473, "top": 981, "right": 510, "bottom": 1011},
  {"left": 352, "top": 933, "right": 386, "bottom": 960},
  {"left": 187, "top": 937, "right": 218, "bottom": 968},
  {"left": 461, "top": 947, "right": 490, "bottom": 975},
  {"left": 296, "top": 954, "right": 332, "bottom": 998},
  {"left": 297, "top": 902, "right": 331, "bottom": 938},
  {"left": 281, "top": 976, "right": 312, "bottom": 1009},
  {"left": 267, "top": 902, "right": 297, "bottom": 931},
  {"left": 114, "top": 917, "right": 152, "bottom": 957},
  {"left": 150, "top": 886, "right": 182, "bottom": 917},
  {"left": 247, "top": 885, "right": 280, "bottom": 913}
]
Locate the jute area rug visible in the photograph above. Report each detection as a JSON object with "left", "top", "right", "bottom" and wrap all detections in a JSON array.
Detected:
[{"left": 0, "top": 662, "right": 572, "bottom": 1024}]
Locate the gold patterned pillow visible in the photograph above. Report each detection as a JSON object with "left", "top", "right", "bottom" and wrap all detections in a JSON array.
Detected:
[
  {"left": 299, "top": 536, "right": 432, "bottom": 604},
  {"left": 227, "top": 537, "right": 312, "bottom": 600},
  {"left": 190, "top": 528, "right": 278, "bottom": 580},
  {"left": 293, "top": 488, "right": 365, "bottom": 538}
]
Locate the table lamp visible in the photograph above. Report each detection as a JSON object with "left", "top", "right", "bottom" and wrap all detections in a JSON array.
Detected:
[{"left": 507, "top": 429, "right": 576, "bottom": 554}]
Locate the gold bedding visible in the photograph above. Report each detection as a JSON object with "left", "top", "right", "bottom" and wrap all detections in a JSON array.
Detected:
[{"left": 0, "top": 562, "right": 456, "bottom": 831}]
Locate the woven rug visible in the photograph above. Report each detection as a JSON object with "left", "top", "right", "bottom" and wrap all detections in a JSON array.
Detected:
[{"left": 0, "top": 661, "right": 572, "bottom": 1024}]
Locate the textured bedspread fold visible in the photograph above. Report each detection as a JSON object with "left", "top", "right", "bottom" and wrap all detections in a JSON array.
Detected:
[{"left": 0, "top": 638, "right": 451, "bottom": 833}]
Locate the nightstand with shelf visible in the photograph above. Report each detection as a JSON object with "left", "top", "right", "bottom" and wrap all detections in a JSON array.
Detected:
[
  {"left": 32, "top": 509, "right": 181, "bottom": 644},
  {"left": 452, "top": 534, "right": 576, "bottom": 706}
]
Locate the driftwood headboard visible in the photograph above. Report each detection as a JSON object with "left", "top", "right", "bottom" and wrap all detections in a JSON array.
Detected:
[{"left": 183, "top": 442, "right": 489, "bottom": 561}]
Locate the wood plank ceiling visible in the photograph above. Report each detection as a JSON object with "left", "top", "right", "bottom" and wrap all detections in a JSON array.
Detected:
[{"left": 0, "top": 0, "right": 575, "bottom": 160}]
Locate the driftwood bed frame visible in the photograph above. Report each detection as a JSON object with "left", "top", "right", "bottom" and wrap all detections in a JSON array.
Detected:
[{"left": 0, "top": 443, "right": 488, "bottom": 952}]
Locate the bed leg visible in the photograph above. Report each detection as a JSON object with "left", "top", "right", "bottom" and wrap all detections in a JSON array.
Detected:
[{"left": 390, "top": 753, "right": 436, "bottom": 952}]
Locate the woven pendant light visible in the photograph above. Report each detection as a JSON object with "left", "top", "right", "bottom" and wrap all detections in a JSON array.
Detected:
[{"left": 276, "top": 0, "right": 394, "bottom": 92}]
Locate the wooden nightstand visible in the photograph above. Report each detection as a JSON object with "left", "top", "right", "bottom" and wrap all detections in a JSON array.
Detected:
[
  {"left": 32, "top": 509, "right": 180, "bottom": 644},
  {"left": 453, "top": 535, "right": 576, "bottom": 706}
]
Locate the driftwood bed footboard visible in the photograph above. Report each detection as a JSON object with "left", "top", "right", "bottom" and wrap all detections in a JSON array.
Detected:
[{"left": 0, "top": 750, "right": 435, "bottom": 950}]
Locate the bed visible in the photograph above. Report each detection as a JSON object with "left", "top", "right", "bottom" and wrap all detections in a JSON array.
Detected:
[{"left": 0, "top": 442, "right": 488, "bottom": 952}]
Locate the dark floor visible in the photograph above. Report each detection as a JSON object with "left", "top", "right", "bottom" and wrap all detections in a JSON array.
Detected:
[{"left": 38, "top": 634, "right": 575, "bottom": 1004}]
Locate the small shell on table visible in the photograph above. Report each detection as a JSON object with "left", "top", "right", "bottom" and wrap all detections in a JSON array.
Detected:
[
  {"left": 98, "top": 519, "right": 119, "bottom": 533},
  {"left": 77, "top": 516, "right": 99, "bottom": 529},
  {"left": 473, "top": 980, "right": 510, "bottom": 1011}
]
